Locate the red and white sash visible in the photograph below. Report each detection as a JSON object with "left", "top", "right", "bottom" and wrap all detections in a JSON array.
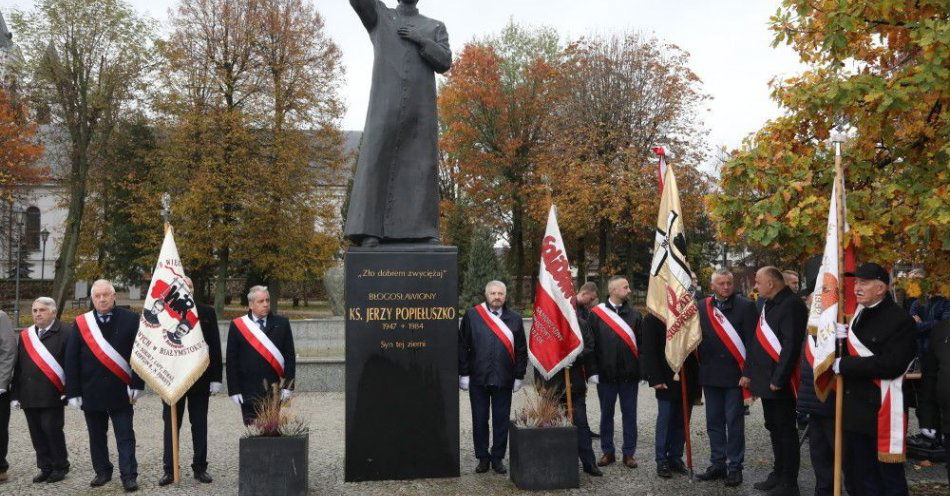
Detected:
[
  {"left": 21, "top": 326, "right": 65, "bottom": 394},
  {"left": 755, "top": 308, "right": 800, "bottom": 398},
  {"left": 233, "top": 315, "right": 285, "bottom": 378},
  {"left": 475, "top": 303, "right": 515, "bottom": 363},
  {"left": 591, "top": 303, "right": 639, "bottom": 358},
  {"left": 75, "top": 311, "right": 132, "bottom": 385},
  {"left": 706, "top": 298, "right": 752, "bottom": 404},
  {"left": 846, "top": 309, "right": 908, "bottom": 463}
]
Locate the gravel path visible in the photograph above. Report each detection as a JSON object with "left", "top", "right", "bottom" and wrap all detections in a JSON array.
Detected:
[{"left": 2, "top": 385, "right": 946, "bottom": 495}]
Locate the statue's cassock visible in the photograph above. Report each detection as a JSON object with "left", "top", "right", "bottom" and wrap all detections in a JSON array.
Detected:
[{"left": 346, "top": 0, "right": 452, "bottom": 244}]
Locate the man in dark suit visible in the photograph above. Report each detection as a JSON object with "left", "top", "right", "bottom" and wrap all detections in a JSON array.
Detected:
[
  {"left": 741, "top": 266, "right": 807, "bottom": 496},
  {"left": 834, "top": 263, "right": 916, "bottom": 496},
  {"left": 575, "top": 281, "right": 601, "bottom": 439},
  {"left": 641, "top": 312, "right": 700, "bottom": 479},
  {"left": 65, "top": 279, "right": 145, "bottom": 492},
  {"left": 588, "top": 275, "right": 642, "bottom": 469},
  {"left": 458, "top": 280, "right": 528, "bottom": 475},
  {"left": 159, "top": 277, "right": 222, "bottom": 486},
  {"left": 11, "top": 298, "right": 71, "bottom": 483},
  {"left": 226, "top": 285, "right": 296, "bottom": 425},
  {"left": 920, "top": 319, "right": 950, "bottom": 484},
  {"left": 696, "top": 268, "right": 757, "bottom": 487},
  {"left": 534, "top": 305, "right": 601, "bottom": 476},
  {"left": 0, "top": 309, "right": 14, "bottom": 483}
]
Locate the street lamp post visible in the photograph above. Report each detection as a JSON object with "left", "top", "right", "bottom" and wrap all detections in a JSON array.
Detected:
[
  {"left": 13, "top": 218, "right": 23, "bottom": 326},
  {"left": 40, "top": 227, "right": 50, "bottom": 280}
]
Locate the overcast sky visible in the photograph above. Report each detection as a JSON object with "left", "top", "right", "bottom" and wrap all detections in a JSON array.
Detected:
[{"left": 1, "top": 0, "right": 804, "bottom": 155}]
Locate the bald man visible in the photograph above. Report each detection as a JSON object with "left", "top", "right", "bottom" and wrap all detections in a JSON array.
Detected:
[
  {"left": 741, "top": 267, "right": 807, "bottom": 495},
  {"left": 588, "top": 276, "right": 643, "bottom": 469}
]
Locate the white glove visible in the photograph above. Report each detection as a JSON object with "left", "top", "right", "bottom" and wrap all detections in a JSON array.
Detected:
[
  {"left": 68, "top": 397, "right": 82, "bottom": 410},
  {"left": 833, "top": 358, "right": 841, "bottom": 374},
  {"left": 513, "top": 379, "right": 523, "bottom": 392},
  {"left": 587, "top": 374, "right": 600, "bottom": 385},
  {"left": 0, "top": 389, "right": 5, "bottom": 394},
  {"left": 835, "top": 323, "right": 849, "bottom": 339},
  {"left": 459, "top": 376, "right": 470, "bottom": 391},
  {"left": 10, "top": 400, "right": 20, "bottom": 410},
  {"left": 231, "top": 394, "right": 244, "bottom": 405},
  {"left": 921, "top": 428, "right": 937, "bottom": 439},
  {"left": 280, "top": 389, "right": 292, "bottom": 401},
  {"left": 209, "top": 382, "right": 222, "bottom": 395},
  {"left": 127, "top": 387, "right": 143, "bottom": 402}
]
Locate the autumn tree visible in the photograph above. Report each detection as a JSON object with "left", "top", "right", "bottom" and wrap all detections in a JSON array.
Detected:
[
  {"left": 0, "top": 87, "right": 45, "bottom": 202},
  {"left": 544, "top": 33, "right": 712, "bottom": 283},
  {"left": 440, "top": 22, "right": 564, "bottom": 306},
  {"left": 138, "top": 0, "right": 345, "bottom": 312},
  {"left": 709, "top": 0, "right": 948, "bottom": 282},
  {"left": 11, "top": 0, "right": 154, "bottom": 313}
]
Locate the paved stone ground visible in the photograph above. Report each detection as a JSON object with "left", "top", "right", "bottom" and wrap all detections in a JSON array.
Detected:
[{"left": 2, "top": 385, "right": 946, "bottom": 495}]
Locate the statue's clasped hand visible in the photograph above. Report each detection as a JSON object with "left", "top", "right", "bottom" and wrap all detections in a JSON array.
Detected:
[{"left": 397, "top": 26, "right": 421, "bottom": 43}]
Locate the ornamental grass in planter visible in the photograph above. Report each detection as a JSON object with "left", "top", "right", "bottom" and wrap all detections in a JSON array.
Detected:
[
  {"left": 509, "top": 386, "right": 579, "bottom": 490},
  {"left": 239, "top": 381, "right": 309, "bottom": 496}
]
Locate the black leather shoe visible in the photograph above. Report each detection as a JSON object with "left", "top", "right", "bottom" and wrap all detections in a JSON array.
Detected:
[
  {"left": 33, "top": 472, "right": 51, "bottom": 483},
  {"left": 656, "top": 462, "right": 672, "bottom": 478},
  {"left": 582, "top": 464, "right": 603, "bottom": 476},
  {"left": 590, "top": 430, "right": 601, "bottom": 438},
  {"left": 122, "top": 478, "right": 139, "bottom": 492},
  {"left": 491, "top": 460, "right": 507, "bottom": 474},
  {"left": 696, "top": 465, "right": 727, "bottom": 481},
  {"left": 725, "top": 470, "right": 743, "bottom": 487},
  {"left": 46, "top": 470, "right": 66, "bottom": 483},
  {"left": 670, "top": 459, "right": 688, "bottom": 475},
  {"left": 753, "top": 472, "right": 779, "bottom": 491},
  {"left": 90, "top": 473, "right": 111, "bottom": 487},
  {"left": 194, "top": 471, "right": 213, "bottom": 483},
  {"left": 766, "top": 483, "right": 800, "bottom": 496},
  {"left": 475, "top": 459, "right": 490, "bottom": 473},
  {"left": 158, "top": 473, "right": 174, "bottom": 486}
]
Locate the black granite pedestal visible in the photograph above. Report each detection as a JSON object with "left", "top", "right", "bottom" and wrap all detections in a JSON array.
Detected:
[{"left": 344, "top": 245, "right": 460, "bottom": 482}]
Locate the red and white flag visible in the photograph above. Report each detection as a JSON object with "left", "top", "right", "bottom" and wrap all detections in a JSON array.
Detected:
[
  {"left": 131, "top": 227, "right": 210, "bottom": 404},
  {"left": 807, "top": 173, "right": 852, "bottom": 401},
  {"left": 530, "top": 205, "right": 584, "bottom": 380}
]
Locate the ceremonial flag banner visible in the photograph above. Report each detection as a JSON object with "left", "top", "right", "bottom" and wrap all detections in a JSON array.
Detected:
[
  {"left": 807, "top": 175, "right": 848, "bottom": 402},
  {"left": 530, "top": 205, "right": 584, "bottom": 380},
  {"left": 131, "top": 228, "right": 210, "bottom": 404},
  {"left": 646, "top": 162, "right": 701, "bottom": 372}
]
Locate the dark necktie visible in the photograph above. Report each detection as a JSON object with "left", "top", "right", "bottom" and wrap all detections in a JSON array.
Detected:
[
  {"left": 257, "top": 318, "right": 266, "bottom": 331},
  {"left": 99, "top": 313, "right": 111, "bottom": 324},
  {"left": 37, "top": 327, "right": 45, "bottom": 339}
]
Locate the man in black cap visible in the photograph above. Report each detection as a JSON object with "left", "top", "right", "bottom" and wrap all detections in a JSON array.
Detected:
[{"left": 833, "top": 263, "right": 916, "bottom": 496}]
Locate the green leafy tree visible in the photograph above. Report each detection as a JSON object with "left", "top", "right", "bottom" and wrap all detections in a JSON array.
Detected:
[
  {"left": 460, "top": 228, "right": 506, "bottom": 310},
  {"left": 710, "top": 0, "right": 948, "bottom": 282},
  {"left": 11, "top": 0, "right": 154, "bottom": 314}
]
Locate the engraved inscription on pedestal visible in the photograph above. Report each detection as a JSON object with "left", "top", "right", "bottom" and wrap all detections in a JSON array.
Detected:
[{"left": 344, "top": 246, "right": 460, "bottom": 482}]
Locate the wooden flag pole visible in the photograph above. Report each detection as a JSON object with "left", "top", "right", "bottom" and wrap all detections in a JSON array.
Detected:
[
  {"left": 564, "top": 367, "right": 574, "bottom": 421},
  {"left": 170, "top": 401, "right": 181, "bottom": 484},
  {"left": 680, "top": 371, "right": 694, "bottom": 480},
  {"left": 832, "top": 141, "right": 845, "bottom": 496}
]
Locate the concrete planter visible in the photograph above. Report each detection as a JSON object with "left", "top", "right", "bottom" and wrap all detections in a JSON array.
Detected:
[
  {"left": 509, "top": 424, "right": 578, "bottom": 490},
  {"left": 239, "top": 434, "right": 309, "bottom": 495}
]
